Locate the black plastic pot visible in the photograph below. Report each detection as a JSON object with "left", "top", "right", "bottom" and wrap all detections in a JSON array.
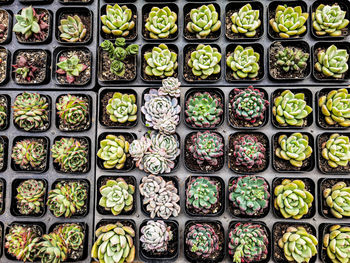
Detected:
[
  {"left": 59, "top": 0, "right": 92, "bottom": 4},
  {"left": 0, "top": 0, "right": 14, "bottom": 5},
  {"left": 0, "top": 178, "right": 5, "bottom": 215},
  {"left": 0, "top": 94, "right": 10, "bottom": 131},
  {"left": 0, "top": 48, "right": 10, "bottom": 86},
  {"left": 225, "top": 43, "right": 265, "bottom": 82},
  {"left": 184, "top": 175, "right": 225, "bottom": 217},
  {"left": 0, "top": 221, "right": 3, "bottom": 258},
  {"left": 19, "top": 0, "right": 53, "bottom": 4},
  {"left": 0, "top": 136, "right": 8, "bottom": 173},
  {"left": 0, "top": 9, "right": 12, "bottom": 45},
  {"left": 184, "top": 88, "right": 225, "bottom": 130}
]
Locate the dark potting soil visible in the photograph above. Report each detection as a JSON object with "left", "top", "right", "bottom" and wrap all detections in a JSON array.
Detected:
[
  {"left": 184, "top": 12, "right": 220, "bottom": 40},
  {"left": 226, "top": 51, "right": 262, "bottom": 82},
  {"left": 103, "top": 10, "right": 137, "bottom": 41},
  {"left": 0, "top": 10, "right": 9, "bottom": 43},
  {"left": 0, "top": 49, "right": 7, "bottom": 83},
  {"left": 58, "top": 12, "right": 91, "bottom": 43},
  {"left": 100, "top": 50, "right": 136, "bottom": 81},
  {"left": 15, "top": 51, "right": 47, "bottom": 84},
  {"left": 142, "top": 12, "right": 177, "bottom": 40}
]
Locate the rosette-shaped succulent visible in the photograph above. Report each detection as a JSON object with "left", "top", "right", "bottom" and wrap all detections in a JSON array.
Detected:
[
  {"left": 229, "top": 176, "right": 270, "bottom": 216},
  {"left": 0, "top": 100, "right": 7, "bottom": 129},
  {"left": 313, "top": 4, "right": 349, "bottom": 37},
  {"left": 324, "top": 181, "right": 350, "bottom": 218},
  {"left": 187, "top": 4, "right": 221, "bottom": 38},
  {"left": 322, "top": 133, "right": 350, "bottom": 168},
  {"left": 274, "top": 179, "right": 314, "bottom": 219},
  {"left": 139, "top": 174, "right": 180, "bottom": 219},
  {"left": 228, "top": 222, "right": 269, "bottom": 263},
  {"left": 106, "top": 92, "right": 137, "bottom": 124},
  {"left": 231, "top": 4, "right": 261, "bottom": 37},
  {"left": 0, "top": 142, "right": 4, "bottom": 170},
  {"left": 144, "top": 44, "right": 178, "bottom": 78},
  {"left": 185, "top": 92, "right": 223, "bottom": 128},
  {"left": 232, "top": 134, "right": 266, "bottom": 169},
  {"left": 16, "top": 179, "right": 45, "bottom": 215},
  {"left": 148, "top": 132, "right": 180, "bottom": 161},
  {"left": 227, "top": 45, "right": 260, "bottom": 80},
  {"left": 278, "top": 226, "right": 318, "bottom": 263},
  {"left": 140, "top": 220, "right": 173, "bottom": 252},
  {"left": 230, "top": 87, "right": 268, "bottom": 124},
  {"left": 275, "top": 133, "right": 313, "bottom": 167},
  {"left": 269, "top": 5, "right": 308, "bottom": 38},
  {"left": 99, "top": 178, "right": 135, "bottom": 215},
  {"left": 91, "top": 223, "right": 135, "bottom": 263},
  {"left": 188, "top": 44, "right": 222, "bottom": 79},
  {"left": 47, "top": 181, "right": 88, "bottom": 218},
  {"left": 272, "top": 90, "right": 312, "bottom": 127},
  {"left": 13, "top": 92, "right": 49, "bottom": 131},
  {"left": 37, "top": 232, "right": 67, "bottom": 263},
  {"left": 188, "top": 131, "right": 223, "bottom": 166},
  {"left": 315, "top": 45, "right": 349, "bottom": 79},
  {"left": 186, "top": 223, "right": 219, "bottom": 258},
  {"left": 186, "top": 177, "right": 219, "bottom": 214},
  {"left": 56, "top": 55, "right": 88, "bottom": 84},
  {"left": 159, "top": 77, "right": 181, "bottom": 97},
  {"left": 59, "top": 15, "right": 87, "bottom": 42},
  {"left": 101, "top": 4, "right": 135, "bottom": 37},
  {"left": 275, "top": 45, "right": 309, "bottom": 72},
  {"left": 12, "top": 139, "right": 46, "bottom": 170},
  {"left": 323, "top": 224, "right": 350, "bottom": 263},
  {"left": 57, "top": 223, "right": 84, "bottom": 253},
  {"left": 145, "top": 6, "right": 178, "bottom": 39}
]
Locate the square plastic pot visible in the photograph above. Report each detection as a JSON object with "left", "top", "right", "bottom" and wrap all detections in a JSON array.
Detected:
[
  {"left": 0, "top": 48, "right": 10, "bottom": 86},
  {"left": 0, "top": 178, "right": 5, "bottom": 215},
  {"left": 0, "top": 9, "right": 12, "bottom": 45},
  {"left": 0, "top": 136, "right": 8, "bottom": 173}
]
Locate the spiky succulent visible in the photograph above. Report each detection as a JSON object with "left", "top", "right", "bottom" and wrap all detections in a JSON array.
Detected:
[
  {"left": 188, "top": 44, "right": 222, "bottom": 79},
  {"left": 91, "top": 223, "right": 135, "bottom": 263},
  {"left": 272, "top": 90, "right": 312, "bottom": 127},
  {"left": 274, "top": 179, "right": 314, "bottom": 219},
  {"left": 227, "top": 45, "right": 260, "bottom": 80},
  {"left": 0, "top": 98, "right": 7, "bottom": 129},
  {"left": 186, "top": 4, "right": 221, "bottom": 38},
  {"left": 274, "top": 45, "right": 309, "bottom": 73},
  {"left": 186, "top": 223, "right": 220, "bottom": 258},
  {"left": 159, "top": 77, "right": 181, "bottom": 98},
  {"left": 139, "top": 174, "right": 180, "bottom": 219},
  {"left": 16, "top": 179, "right": 45, "bottom": 215},
  {"left": 231, "top": 4, "right": 261, "bottom": 37},
  {"left": 101, "top": 4, "right": 135, "bottom": 37},
  {"left": 13, "top": 92, "right": 49, "bottom": 131},
  {"left": 270, "top": 5, "right": 308, "bottom": 38},
  {"left": 313, "top": 4, "right": 349, "bottom": 37},
  {"left": 51, "top": 137, "right": 88, "bottom": 173},
  {"left": 140, "top": 220, "right": 173, "bottom": 252},
  {"left": 56, "top": 55, "right": 88, "bottom": 84},
  {"left": 144, "top": 44, "right": 178, "bottom": 78},
  {"left": 323, "top": 224, "right": 350, "bottom": 263},
  {"left": 106, "top": 92, "right": 137, "bottom": 124},
  {"left": 47, "top": 181, "right": 88, "bottom": 218},
  {"left": 275, "top": 133, "right": 313, "bottom": 168},
  {"left": 322, "top": 133, "right": 350, "bottom": 168},
  {"left": 186, "top": 177, "right": 219, "bottom": 214},
  {"left": 232, "top": 134, "right": 266, "bottom": 169},
  {"left": 145, "top": 6, "right": 178, "bottom": 39},
  {"left": 278, "top": 226, "right": 318, "bottom": 263},
  {"left": 59, "top": 15, "right": 87, "bottom": 42},
  {"left": 185, "top": 92, "right": 223, "bottom": 128},
  {"left": 315, "top": 45, "right": 349, "bottom": 79},
  {"left": 188, "top": 131, "right": 224, "bottom": 166},
  {"left": 228, "top": 222, "right": 269, "bottom": 263},
  {"left": 324, "top": 181, "right": 350, "bottom": 218},
  {"left": 229, "top": 176, "right": 270, "bottom": 216},
  {"left": 99, "top": 178, "right": 135, "bottom": 215},
  {"left": 11, "top": 139, "right": 46, "bottom": 170}
]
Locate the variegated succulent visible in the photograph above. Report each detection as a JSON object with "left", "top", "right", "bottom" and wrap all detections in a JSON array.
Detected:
[
  {"left": 11, "top": 139, "right": 46, "bottom": 170},
  {"left": 16, "top": 179, "right": 45, "bottom": 215}
]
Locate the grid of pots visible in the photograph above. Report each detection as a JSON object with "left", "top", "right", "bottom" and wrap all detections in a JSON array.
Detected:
[
  {"left": 0, "top": 0, "right": 97, "bottom": 89},
  {"left": 97, "top": 0, "right": 350, "bottom": 86},
  {"left": 0, "top": 90, "right": 96, "bottom": 263}
]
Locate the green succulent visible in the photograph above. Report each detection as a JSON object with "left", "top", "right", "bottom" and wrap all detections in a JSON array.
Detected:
[
  {"left": 274, "top": 45, "right": 309, "bottom": 73},
  {"left": 226, "top": 45, "right": 260, "bottom": 79},
  {"left": 57, "top": 223, "right": 84, "bottom": 252},
  {"left": 16, "top": 179, "right": 45, "bottom": 215},
  {"left": 37, "top": 232, "right": 67, "bottom": 263},
  {"left": 0, "top": 99, "right": 7, "bottom": 129},
  {"left": 0, "top": 142, "right": 4, "bottom": 170},
  {"left": 323, "top": 224, "right": 350, "bottom": 263},
  {"left": 56, "top": 55, "right": 88, "bottom": 84},
  {"left": 106, "top": 92, "right": 137, "bottom": 124},
  {"left": 272, "top": 90, "right": 312, "bottom": 127},
  {"left": 275, "top": 133, "right": 313, "bottom": 168},
  {"left": 101, "top": 4, "right": 135, "bottom": 37},
  {"left": 231, "top": 4, "right": 261, "bottom": 37},
  {"left": 324, "top": 181, "right": 350, "bottom": 218},
  {"left": 11, "top": 139, "right": 46, "bottom": 170},
  {"left": 322, "top": 133, "right": 350, "bottom": 168},
  {"left": 145, "top": 6, "right": 178, "bottom": 39},
  {"left": 59, "top": 15, "right": 87, "bottom": 42}
]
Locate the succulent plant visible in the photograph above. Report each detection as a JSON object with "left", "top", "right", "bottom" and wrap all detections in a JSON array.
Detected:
[
  {"left": 231, "top": 4, "right": 261, "bottom": 37},
  {"left": 0, "top": 142, "right": 4, "bottom": 170},
  {"left": 274, "top": 45, "right": 309, "bottom": 73},
  {"left": 13, "top": 92, "right": 49, "bottom": 131},
  {"left": 227, "top": 45, "right": 260, "bottom": 80},
  {"left": 278, "top": 226, "right": 318, "bottom": 263},
  {"left": 12, "top": 55, "right": 39, "bottom": 82},
  {"left": 187, "top": 4, "right": 221, "bottom": 38},
  {"left": 56, "top": 55, "right": 88, "bottom": 84},
  {"left": 274, "top": 179, "right": 314, "bottom": 219},
  {"left": 101, "top": 4, "right": 135, "bottom": 37},
  {"left": 140, "top": 220, "right": 173, "bottom": 252},
  {"left": 11, "top": 139, "right": 46, "bottom": 170},
  {"left": 323, "top": 224, "right": 350, "bottom": 263},
  {"left": 106, "top": 92, "right": 137, "bottom": 124},
  {"left": 315, "top": 45, "right": 349, "bottom": 79},
  {"left": 188, "top": 131, "right": 224, "bottom": 167},
  {"left": 228, "top": 222, "right": 269, "bottom": 263},
  {"left": 0, "top": 99, "right": 7, "bottom": 128},
  {"left": 188, "top": 44, "right": 222, "bottom": 79},
  {"left": 232, "top": 134, "right": 266, "bottom": 169},
  {"left": 275, "top": 133, "right": 313, "bottom": 168},
  {"left": 51, "top": 137, "right": 88, "bottom": 173},
  {"left": 139, "top": 174, "right": 180, "bottom": 219},
  {"left": 145, "top": 6, "right": 178, "bottom": 39},
  {"left": 159, "top": 77, "right": 181, "bottom": 97},
  {"left": 16, "top": 179, "right": 45, "bottom": 215},
  {"left": 322, "top": 133, "right": 350, "bottom": 168},
  {"left": 58, "top": 223, "right": 85, "bottom": 253},
  {"left": 229, "top": 176, "right": 270, "bottom": 216},
  {"left": 324, "top": 181, "right": 350, "bottom": 218},
  {"left": 272, "top": 90, "right": 312, "bottom": 127},
  {"left": 99, "top": 178, "right": 135, "bottom": 215},
  {"left": 230, "top": 87, "right": 268, "bottom": 124},
  {"left": 59, "top": 15, "right": 87, "bottom": 42},
  {"left": 270, "top": 5, "right": 309, "bottom": 38},
  {"left": 47, "top": 181, "right": 88, "bottom": 218},
  {"left": 97, "top": 134, "right": 130, "bottom": 170},
  {"left": 144, "top": 44, "right": 178, "bottom": 78},
  {"left": 91, "top": 222, "right": 135, "bottom": 263},
  {"left": 313, "top": 4, "right": 349, "bottom": 37}
]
